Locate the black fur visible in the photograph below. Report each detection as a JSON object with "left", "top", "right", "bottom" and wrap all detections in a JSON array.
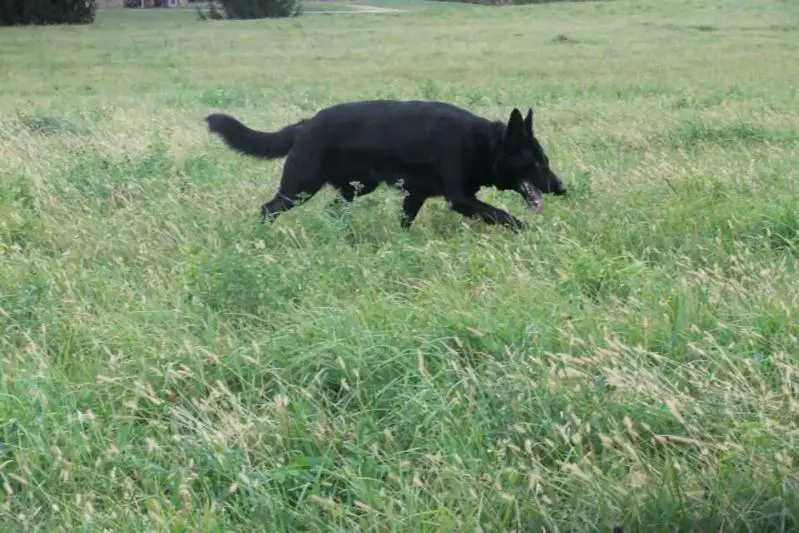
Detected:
[{"left": 206, "top": 99, "right": 566, "bottom": 232}]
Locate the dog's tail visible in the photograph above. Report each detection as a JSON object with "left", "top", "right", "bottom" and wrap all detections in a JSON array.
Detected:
[{"left": 205, "top": 113, "right": 309, "bottom": 160}]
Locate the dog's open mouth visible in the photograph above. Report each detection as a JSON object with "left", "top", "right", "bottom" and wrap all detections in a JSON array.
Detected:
[{"left": 519, "top": 180, "right": 543, "bottom": 213}]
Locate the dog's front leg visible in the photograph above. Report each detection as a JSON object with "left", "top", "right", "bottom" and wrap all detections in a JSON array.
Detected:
[
  {"left": 447, "top": 195, "right": 526, "bottom": 232},
  {"left": 440, "top": 161, "right": 525, "bottom": 232}
]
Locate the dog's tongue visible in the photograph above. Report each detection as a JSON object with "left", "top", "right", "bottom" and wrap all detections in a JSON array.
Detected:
[{"left": 520, "top": 181, "right": 544, "bottom": 213}]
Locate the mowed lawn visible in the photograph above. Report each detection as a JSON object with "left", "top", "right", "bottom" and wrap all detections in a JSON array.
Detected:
[{"left": 1, "top": 0, "right": 798, "bottom": 530}]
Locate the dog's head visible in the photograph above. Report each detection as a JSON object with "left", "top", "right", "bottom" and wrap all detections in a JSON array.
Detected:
[{"left": 493, "top": 108, "right": 566, "bottom": 212}]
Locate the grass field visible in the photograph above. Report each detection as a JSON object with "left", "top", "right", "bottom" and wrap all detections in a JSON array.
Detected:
[{"left": 1, "top": 0, "right": 799, "bottom": 530}]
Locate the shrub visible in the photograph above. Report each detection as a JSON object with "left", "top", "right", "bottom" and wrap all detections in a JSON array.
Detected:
[
  {"left": 430, "top": 0, "right": 601, "bottom": 5},
  {"left": 0, "top": 0, "right": 97, "bottom": 26},
  {"left": 198, "top": 0, "right": 302, "bottom": 20}
]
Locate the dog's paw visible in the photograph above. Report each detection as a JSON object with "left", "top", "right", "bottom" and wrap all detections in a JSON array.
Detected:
[
  {"left": 510, "top": 218, "right": 527, "bottom": 232},
  {"left": 500, "top": 214, "right": 526, "bottom": 232}
]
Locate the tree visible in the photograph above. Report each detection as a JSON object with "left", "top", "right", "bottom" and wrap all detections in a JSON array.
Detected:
[{"left": 0, "top": 0, "right": 97, "bottom": 26}]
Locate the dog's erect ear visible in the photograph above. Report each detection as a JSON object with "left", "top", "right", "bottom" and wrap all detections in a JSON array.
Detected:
[
  {"left": 506, "top": 108, "right": 525, "bottom": 140},
  {"left": 524, "top": 108, "right": 534, "bottom": 136}
]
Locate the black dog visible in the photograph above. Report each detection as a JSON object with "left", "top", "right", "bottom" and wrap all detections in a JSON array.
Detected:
[{"left": 205, "top": 99, "right": 566, "bottom": 232}]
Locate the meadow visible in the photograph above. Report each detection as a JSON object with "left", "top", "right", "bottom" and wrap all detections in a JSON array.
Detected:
[{"left": 1, "top": 0, "right": 798, "bottom": 530}]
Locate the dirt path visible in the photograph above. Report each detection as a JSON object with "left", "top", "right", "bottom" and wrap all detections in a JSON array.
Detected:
[
  {"left": 350, "top": 4, "right": 403, "bottom": 12},
  {"left": 308, "top": 3, "right": 404, "bottom": 13}
]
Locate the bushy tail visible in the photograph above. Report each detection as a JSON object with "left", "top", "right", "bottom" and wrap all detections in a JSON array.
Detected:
[{"left": 205, "top": 113, "right": 308, "bottom": 159}]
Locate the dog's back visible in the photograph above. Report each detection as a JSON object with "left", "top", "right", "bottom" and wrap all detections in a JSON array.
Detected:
[
  {"left": 207, "top": 99, "right": 502, "bottom": 164},
  {"left": 299, "top": 99, "right": 502, "bottom": 161}
]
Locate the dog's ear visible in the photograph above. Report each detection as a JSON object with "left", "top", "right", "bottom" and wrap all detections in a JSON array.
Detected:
[
  {"left": 506, "top": 108, "right": 525, "bottom": 140},
  {"left": 524, "top": 108, "right": 534, "bottom": 136}
]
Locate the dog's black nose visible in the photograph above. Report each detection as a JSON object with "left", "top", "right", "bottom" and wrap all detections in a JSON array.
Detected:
[{"left": 547, "top": 174, "right": 567, "bottom": 196}]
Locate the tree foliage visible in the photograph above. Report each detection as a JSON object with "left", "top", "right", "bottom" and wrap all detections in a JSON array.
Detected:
[
  {"left": 0, "top": 0, "right": 97, "bottom": 26},
  {"left": 197, "top": 0, "right": 302, "bottom": 20}
]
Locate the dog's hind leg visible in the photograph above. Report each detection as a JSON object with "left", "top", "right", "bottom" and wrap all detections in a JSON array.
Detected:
[
  {"left": 261, "top": 144, "right": 325, "bottom": 221},
  {"left": 327, "top": 176, "right": 381, "bottom": 214},
  {"left": 399, "top": 192, "right": 428, "bottom": 229},
  {"left": 335, "top": 179, "right": 380, "bottom": 203}
]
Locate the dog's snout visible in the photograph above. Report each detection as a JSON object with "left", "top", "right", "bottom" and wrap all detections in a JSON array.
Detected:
[{"left": 548, "top": 175, "right": 567, "bottom": 195}]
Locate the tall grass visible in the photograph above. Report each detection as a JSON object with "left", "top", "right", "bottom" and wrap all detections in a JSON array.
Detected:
[{"left": 1, "top": 0, "right": 798, "bottom": 530}]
